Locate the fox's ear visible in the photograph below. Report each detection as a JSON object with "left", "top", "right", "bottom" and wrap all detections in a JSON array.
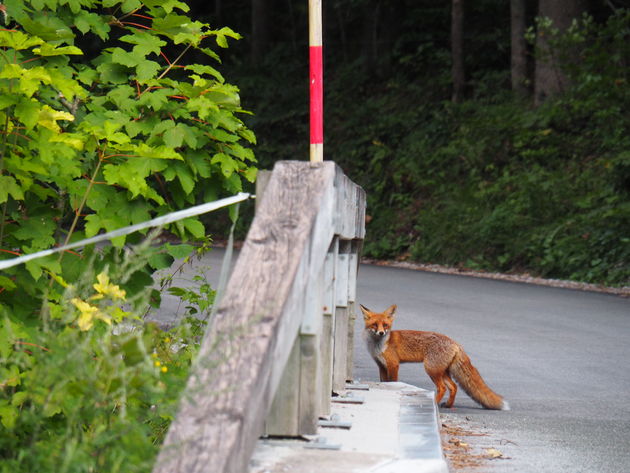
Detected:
[
  {"left": 384, "top": 304, "right": 397, "bottom": 319},
  {"left": 359, "top": 304, "right": 371, "bottom": 320}
]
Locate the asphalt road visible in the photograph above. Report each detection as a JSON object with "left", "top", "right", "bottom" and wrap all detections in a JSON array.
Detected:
[
  {"left": 155, "top": 248, "right": 630, "bottom": 472},
  {"left": 353, "top": 263, "right": 630, "bottom": 473}
]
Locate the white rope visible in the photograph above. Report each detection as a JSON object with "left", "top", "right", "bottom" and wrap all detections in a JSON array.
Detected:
[{"left": 0, "top": 192, "right": 252, "bottom": 271}]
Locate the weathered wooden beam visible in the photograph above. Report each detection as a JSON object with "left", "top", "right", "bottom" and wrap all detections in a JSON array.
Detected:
[{"left": 153, "top": 161, "right": 364, "bottom": 473}]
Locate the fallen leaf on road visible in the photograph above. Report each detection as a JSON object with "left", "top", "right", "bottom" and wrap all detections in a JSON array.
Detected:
[{"left": 485, "top": 448, "right": 504, "bottom": 459}]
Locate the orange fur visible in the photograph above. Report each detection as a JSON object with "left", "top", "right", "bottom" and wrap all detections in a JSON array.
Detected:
[{"left": 361, "top": 304, "right": 508, "bottom": 410}]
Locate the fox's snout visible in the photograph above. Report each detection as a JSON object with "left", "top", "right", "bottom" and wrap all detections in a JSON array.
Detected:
[{"left": 370, "top": 324, "right": 389, "bottom": 337}]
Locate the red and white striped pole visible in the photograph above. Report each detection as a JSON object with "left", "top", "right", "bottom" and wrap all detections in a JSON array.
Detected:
[{"left": 309, "top": 0, "right": 323, "bottom": 163}]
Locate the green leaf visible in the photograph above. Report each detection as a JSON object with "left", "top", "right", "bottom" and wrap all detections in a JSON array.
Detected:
[
  {"left": 120, "top": 31, "right": 166, "bottom": 56},
  {"left": 174, "top": 162, "right": 194, "bottom": 194},
  {"left": 24, "top": 255, "right": 61, "bottom": 281},
  {"left": 121, "top": 0, "right": 142, "bottom": 12},
  {"left": 47, "top": 68, "right": 86, "bottom": 101},
  {"left": 227, "top": 143, "right": 256, "bottom": 162},
  {"left": 137, "top": 88, "right": 171, "bottom": 110},
  {"left": 0, "top": 64, "right": 52, "bottom": 97},
  {"left": 165, "top": 243, "right": 195, "bottom": 259},
  {"left": 185, "top": 150, "right": 211, "bottom": 178},
  {"left": 0, "top": 96, "right": 18, "bottom": 110},
  {"left": 182, "top": 217, "right": 205, "bottom": 238},
  {"left": 148, "top": 252, "right": 174, "bottom": 270},
  {"left": 111, "top": 47, "right": 142, "bottom": 67},
  {"left": 198, "top": 47, "right": 221, "bottom": 62},
  {"left": 37, "top": 105, "right": 75, "bottom": 132},
  {"left": 98, "top": 62, "right": 130, "bottom": 84},
  {"left": 0, "top": 176, "right": 25, "bottom": 203},
  {"left": 213, "top": 26, "right": 242, "bottom": 48},
  {"left": 0, "top": 31, "right": 44, "bottom": 50},
  {"left": 0, "top": 402, "right": 18, "bottom": 429},
  {"left": 74, "top": 11, "right": 111, "bottom": 40},
  {"left": 207, "top": 128, "right": 239, "bottom": 143},
  {"left": 107, "top": 85, "right": 136, "bottom": 113},
  {"left": 15, "top": 99, "right": 41, "bottom": 130},
  {"left": 211, "top": 152, "right": 240, "bottom": 178},
  {"left": 103, "top": 157, "right": 168, "bottom": 200},
  {"left": 243, "top": 167, "right": 258, "bottom": 183},
  {"left": 163, "top": 123, "right": 184, "bottom": 148},
  {"left": 32, "top": 43, "right": 83, "bottom": 56},
  {"left": 0, "top": 276, "right": 17, "bottom": 292},
  {"left": 186, "top": 96, "right": 219, "bottom": 121},
  {"left": 136, "top": 59, "right": 161, "bottom": 81},
  {"left": 133, "top": 143, "right": 183, "bottom": 160},
  {"left": 238, "top": 128, "right": 257, "bottom": 145},
  {"left": 12, "top": 214, "right": 56, "bottom": 249},
  {"left": 144, "top": 0, "right": 190, "bottom": 14},
  {"left": 11, "top": 391, "right": 28, "bottom": 408},
  {"left": 184, "top": 64, "right": 224, "bottom": 83}
]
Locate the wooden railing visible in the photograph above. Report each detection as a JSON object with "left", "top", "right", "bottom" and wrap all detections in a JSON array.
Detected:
[{"left": 153, "top": 161, "right": 366, "bottom": 473}]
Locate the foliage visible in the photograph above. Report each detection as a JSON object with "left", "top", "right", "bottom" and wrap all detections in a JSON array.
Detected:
[
  {"left": 0, "top": 238, "right": 208, "bottom": 472},
  {"left": 343, "top": 11, "right": 629, "bottom": 286},
  {"left": 0, "top": 0, "right": 256, "bottom": 318},
  {"left": 0, "top": 1, "right": 255, "bottom": 470},
  {"left": 226, "top": 7, "right": 629, "bottom": 286}
]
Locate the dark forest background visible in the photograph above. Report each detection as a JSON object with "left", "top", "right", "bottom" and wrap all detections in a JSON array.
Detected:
[{"left": 197, "top": 0, "right": 629, "bottom": 286}]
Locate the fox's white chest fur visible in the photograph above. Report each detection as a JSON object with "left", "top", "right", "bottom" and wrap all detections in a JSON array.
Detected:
[{"left": 363, "top": 329, "right": 389, "bottom": 368}]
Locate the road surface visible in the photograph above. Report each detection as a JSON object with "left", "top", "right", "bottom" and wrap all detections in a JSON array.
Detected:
[{"left": 353, "top": 263, "right": 630, "bottom": 472}]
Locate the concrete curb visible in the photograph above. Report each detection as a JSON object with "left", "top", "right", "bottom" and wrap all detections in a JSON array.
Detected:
[{"left": 249, "top": 382, "right": 448, "bottom": 473}]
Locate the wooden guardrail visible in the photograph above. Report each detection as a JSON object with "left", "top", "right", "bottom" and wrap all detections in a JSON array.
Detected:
[{"left": 153, "top": 161, "right": 366, "bottom": 473}]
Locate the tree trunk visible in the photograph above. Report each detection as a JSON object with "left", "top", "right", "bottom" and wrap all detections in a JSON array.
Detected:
[
  {"left": 510, "top": 0, "right": 529, "bottom": 96},
  {"left": 534, "top": 0, "right": 587, "bottom": 105},
  {"left": 251, "top": 0, "right": 270, "bottom": 66},
  {"left": 451, "top": 0, "right": 465, "bottom": 103}
]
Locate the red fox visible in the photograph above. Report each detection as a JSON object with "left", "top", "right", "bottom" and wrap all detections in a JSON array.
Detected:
[{"left": 361, "top": 304, "right": 509, "bottom": 410}]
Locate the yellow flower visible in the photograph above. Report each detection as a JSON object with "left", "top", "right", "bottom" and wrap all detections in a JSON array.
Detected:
[
  {"left": 71, "top": 298, "right": 112, "bottom": 331},
  {"left": 93, "top": 273, "right": 126, "bottom": 300},
  {"left": 161, "top": 366, "right": 168, "bottom": 373},
  {"left": 154, "top": 360, "right": 161, "bottom": 367}
]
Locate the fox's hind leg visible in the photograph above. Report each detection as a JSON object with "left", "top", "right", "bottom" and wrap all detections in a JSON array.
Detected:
[
  {"left": 426, "top": 370, "right": 448, "bottom": 405},
  {"left": 442, "top": 372, "right": 458, "bottom": 408}
]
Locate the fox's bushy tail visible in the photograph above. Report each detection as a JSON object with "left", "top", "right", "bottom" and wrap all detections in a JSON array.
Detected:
[{"left": 449, "top": 350, "right": 509, "bottom": 410}]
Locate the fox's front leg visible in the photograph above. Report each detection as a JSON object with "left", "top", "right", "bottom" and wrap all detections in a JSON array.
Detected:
[
  {"left": 380, "top": 361, "right": 399, "bottom": 382},
  {"left": 378, "top": 363, "right": 388, "bottom": 382}
]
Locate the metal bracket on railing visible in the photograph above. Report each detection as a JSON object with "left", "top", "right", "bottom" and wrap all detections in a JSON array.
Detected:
[
  {"left": 318, "top": 413, "right": 352, "bottom": 429},
  {"left": 304, "top": 437, "right": 341, "bottom": 450},
  {"left": 332, "top": 391, "right": 365, "bottom": 404},
  {"left": 346, "top": 382, "right": 370, "bottom": 391}
]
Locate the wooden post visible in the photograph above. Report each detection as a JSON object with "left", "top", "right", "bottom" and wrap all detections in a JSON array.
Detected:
[
  {"left": 319, "top": 238, "right": 338, "bottom": 415},
  {"left": 332, "top": 240, "right": 351, "bottom": 392},
  {"left": 255, "top": 170, "right": 272, "bottom": 212},
  {"left": 346, "top": 240, "right": 360, "bottom": 382},
  {"left": 309, "top": 0, "right": 323, "bottom": 162},
  {"left": 264, "top": 337, "right": 300, "bottom": 436}
]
